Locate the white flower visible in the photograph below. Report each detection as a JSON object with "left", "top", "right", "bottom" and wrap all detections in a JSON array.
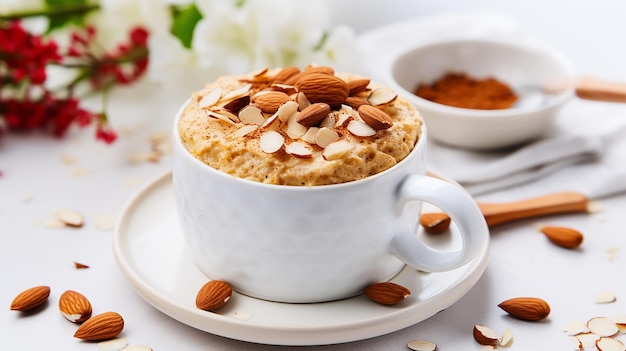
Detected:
[
  {"left": 84, "top": 0, "right": 172, "bottom": 51},
  {"left": 191, "top": 0, "right": 356, "bottom": 75}
]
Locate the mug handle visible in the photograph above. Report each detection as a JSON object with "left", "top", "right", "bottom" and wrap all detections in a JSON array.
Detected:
[{"left": 389, "top": 175, "right": 489, "bottom": 272}]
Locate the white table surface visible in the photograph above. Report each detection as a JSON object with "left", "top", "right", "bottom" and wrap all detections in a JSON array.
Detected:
[{"left": 2, "top": 1, "right": 626, "bottom": 350}]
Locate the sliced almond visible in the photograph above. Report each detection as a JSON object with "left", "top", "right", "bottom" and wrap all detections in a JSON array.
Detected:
[
  {"left": 234, "top": 125, "right": 258, "bottom": 138},
  {"left": 577, "top": 333, "right": 601, "bottom": 348},
  {"left": 367, "top": 87, "right": 398, "bottom": 106},
  {"left": 261, "top": 112, "right": 281, "bottom": 131},
  {"left": 569, "top": 336, "right": 583, "bottom": 351},
  {"left": 335, "top": 112, "right": 352, "bottom": 128},
  {"left": 213, "top": 108, "right": 239, "bottom": 123},
  {"left": 205, "top": 110, "right": 236, "bottom": 125},
  {"left": 499, "top": 328, "right": 513, "bottom": 347},
  {"left": 610, "top": 315, "right": 626, "bottom": 328},
  {"left": 277, "top": 100, "right": 299, "bottom": 122},
  {"left": 588, "top": 317, "right": 619, "bottom": 337},
  {"left": 301, "top": 127, "right": 319, "bottom": 144},
  {"left": 563, "top": 320, "right": 590, "bottom": 336},
  {"left": 595, "top": 291, "right": 617, "bottom": 304},
  {"left": 221, "top": 95, "right": 250, "bottom": 115},
  {"left": 56, "top": 209, "right": 84, "bottom": 227},
  {"left": 285, "top": 142, "right": 313, "bottom": 159},
  {"left": 473, "top": 325, "right": 499, "bottom": 346},
  {"left": 220, "top": 83, "right": 252, "bottom": 102},
  {"left": 259, "top": 131, "right": 284, "bottom": 154},
  {"left": 314, "top": 127, "right": 340, "bottom": 148},
  {"left": 120, "top": 345, "right": 153, "bottom": 351},
  {"left": 198, "top": 88, "right": 223, "bottom": 108},
  {"left": 347, "top": 120, "right": 376, "bottom": 137},
  {"left": 319, "top": 114, "right": 336, "bottom": 129},
  {"left": 596, "top": 337, "right": 625, "bottom": 351},
  {"left": 239, "top": 105, "right": 265, "bottom": 125},
  {"left": 286, "top": 112, "right": 307, "bottom": 139},
  {"left": 322, "top": 140, "right": 353, "bottom": 161},
  {"left": 97, "top": 337, "right": 129, "bottom": 351},
  {"left": 296, "top": 91, "right": 311, "bottom": 110},
  {"left": 407, "top": 340, "right": 437, "bottom": 351}
]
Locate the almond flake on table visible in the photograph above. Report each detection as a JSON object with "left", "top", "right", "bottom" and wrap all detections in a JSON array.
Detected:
[
  {"left": 97, "top": 337, "right": 128, "bottom": 351},
  {"left": 60, "top": 153, "right": 77, "bottom": 164},
  {"left": 94, "top": 214, "right": 116, "bottom": 231},
  {"left": 71, "top": 167, "right": 92, "bottom": 177},
  {"left": 595, "top": 291, "right": 617, "bottom": 304},
  {"left": 124, "top": 176, "right": 145, "bottom": 187}
]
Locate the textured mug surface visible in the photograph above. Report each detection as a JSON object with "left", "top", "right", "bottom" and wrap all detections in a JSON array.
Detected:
[{"left": 172, "top": 103, "right": 488, "bottom": 303}]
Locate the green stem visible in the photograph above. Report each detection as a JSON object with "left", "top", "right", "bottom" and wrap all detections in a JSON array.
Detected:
[{"left": 0, "top": 3, "right": 100, "bottom": 20}]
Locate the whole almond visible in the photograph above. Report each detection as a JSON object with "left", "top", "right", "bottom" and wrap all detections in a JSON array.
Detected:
[
  {"left": 540, "top": 226, "right": 584, "bottom": 249},
  {"left": 10, "top": 285, "right": 50, "bottom": 311},
  {"left": 498, "top": 297, "right": 551, "bottom": 321},
  {"left": 284, "top": 65, "right": 334, "bottom": 85},
  {"left": 343, "top": 96, "right": 370, "bottom": 109},
  {"left": 295, "top": 73, "right": 349, "bottom": 107},
  {"left": 364, "top": 282, "right": 411, "bottom": 305},
  {"left": 296, "top": 103, "right": 331, "bottom": 127},
  {"left": 74, "top": 311, "right": 124, "bottom": 341},
  {"left": 252, "top": 91, "right": 291, "bottom": 114},
  {"left": 272, "top": 66, "right": 300, "bottom": 84},
  {"left": 346, "top": 78, "right": 370, "bottom": 95},
  {"left": 196, "top": 280, "right": 233, "bottom": 312},
  {"left": 420, "top": 213, "right": 451, "bottom": 234},
  {"left": 59, "top": 290, "right": 92, "bottom": 323},
  {"left": 358, "top": 105, "right": 393, "bottom": 130}
]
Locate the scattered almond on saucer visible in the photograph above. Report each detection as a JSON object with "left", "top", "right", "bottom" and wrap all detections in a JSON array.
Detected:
[
  {"left": 196, "top": 280, "right": 233, "bottom": 312},
  {"left": 364, "top": 282, "right": 410, "bottom": 305}
]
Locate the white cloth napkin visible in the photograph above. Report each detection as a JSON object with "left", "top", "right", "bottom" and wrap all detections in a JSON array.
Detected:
[{"left": 427, "top": 100, "right": 626, "bottom": 199}]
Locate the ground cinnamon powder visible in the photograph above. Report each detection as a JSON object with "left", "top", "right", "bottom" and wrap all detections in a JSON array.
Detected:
[{"left": 414, "top": 72, "right": 518, "bottom": 109}]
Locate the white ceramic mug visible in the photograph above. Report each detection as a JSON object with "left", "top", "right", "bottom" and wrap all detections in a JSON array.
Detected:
[{"left": 172, "top": 104, "right": 489, "bottom": 303}]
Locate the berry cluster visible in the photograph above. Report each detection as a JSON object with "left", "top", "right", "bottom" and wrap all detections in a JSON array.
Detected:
[{"left": 0, "top": 20, "right": 150, "bottom": 143}]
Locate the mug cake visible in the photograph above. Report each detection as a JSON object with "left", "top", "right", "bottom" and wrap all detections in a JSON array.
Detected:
[{"left": 177, "top": 65, "right": 423, "bottom": 186}]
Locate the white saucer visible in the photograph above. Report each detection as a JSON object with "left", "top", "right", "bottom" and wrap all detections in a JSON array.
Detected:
[{"left": 113, "top": 172, "right": 489, "bottom": 346}]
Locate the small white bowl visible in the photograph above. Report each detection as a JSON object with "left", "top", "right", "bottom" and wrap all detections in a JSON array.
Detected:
[{"left": 387, "top": 38, "right": 576, "bottom": 150}]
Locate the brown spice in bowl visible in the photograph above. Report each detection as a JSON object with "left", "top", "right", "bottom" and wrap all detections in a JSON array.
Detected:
[{"left": 414, "top": 72, "right": 518, "bottom": 109}]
